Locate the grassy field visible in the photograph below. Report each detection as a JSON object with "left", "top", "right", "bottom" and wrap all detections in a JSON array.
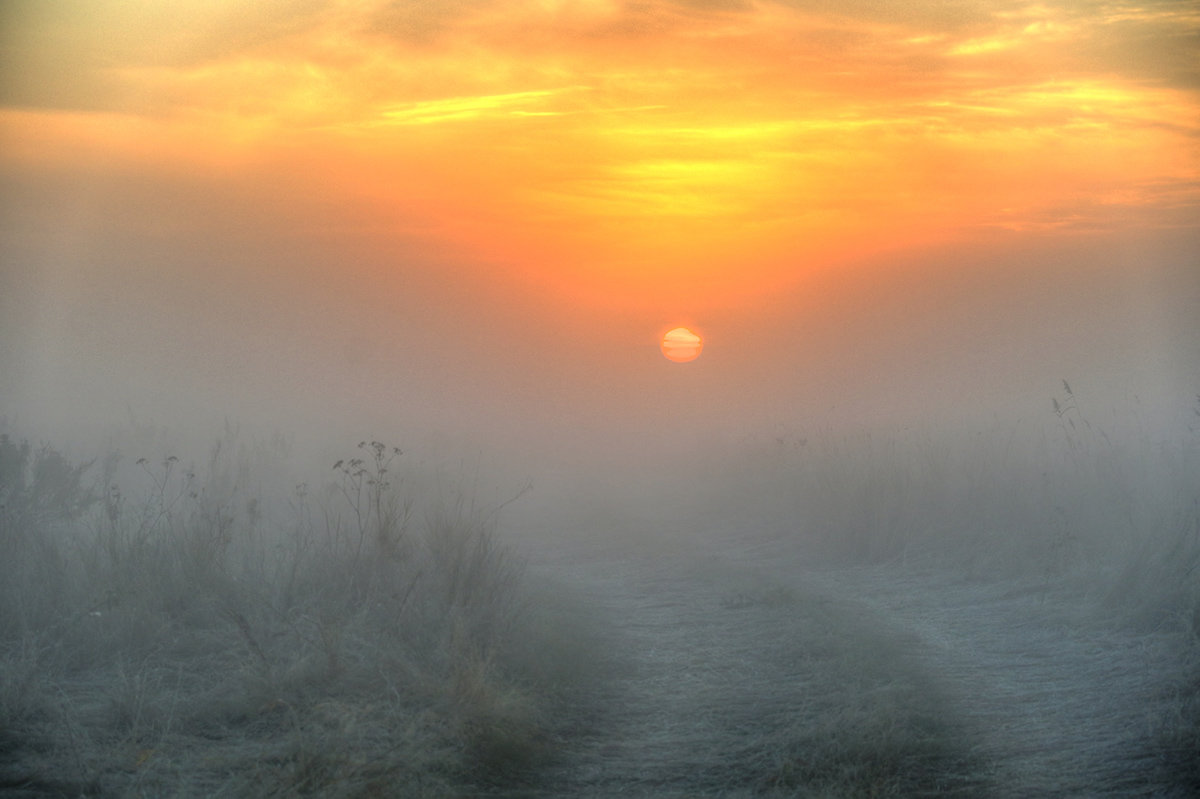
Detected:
[
  {"left": 0, "top": 435, "right": 593, "bottom": 797},
  {"left": 1, "top": 388, "right": 1197, "bottom": 796}
]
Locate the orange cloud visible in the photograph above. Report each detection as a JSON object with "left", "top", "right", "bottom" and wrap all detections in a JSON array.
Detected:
[{"left": 2, "top": 0, "right": 1197, "bottom": 310}]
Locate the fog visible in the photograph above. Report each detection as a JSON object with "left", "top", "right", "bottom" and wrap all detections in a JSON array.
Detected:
[
  {"left": 2, "top": 212, "right": 1198, "bottom": 793},
  {"left": 4, "top": 211, "right": 1196, "bottom": 474},
  {"left": 3, "top": 0, "right": 1199, "bottom": 790}
]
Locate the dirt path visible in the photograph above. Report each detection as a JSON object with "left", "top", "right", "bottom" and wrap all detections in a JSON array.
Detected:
[
  {"left": 810, "top": 563, "right": 1195, "bottom": 797},
  {"left": 516, "top": 543, "right": 982, "bottom": 797},
  {"left": 509, "top": 535, "right": 1195, "bottom": 797}
]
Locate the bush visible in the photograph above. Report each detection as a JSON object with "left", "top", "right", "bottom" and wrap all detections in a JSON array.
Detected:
[
  {"left": 0, "top": 433, "right": 564, "bottom": 797},
  {"left": 0, "top": 434, "right": 99, "bottom": 641},
  {"left": 0, "top": 434, "right": 96, "bottom": 537}
]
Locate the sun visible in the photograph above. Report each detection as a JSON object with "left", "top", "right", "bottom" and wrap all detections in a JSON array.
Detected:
[{"left": 661, "top": 326, "right": 703, "bottom": 363}]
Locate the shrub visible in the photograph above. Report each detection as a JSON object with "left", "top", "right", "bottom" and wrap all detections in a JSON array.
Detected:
[{"left": 0, "top": 432, "right": 561, "bottom": 796}]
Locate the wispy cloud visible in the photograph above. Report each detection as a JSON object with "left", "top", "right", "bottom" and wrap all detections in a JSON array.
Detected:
[
  {"left": 2, "top": 0, "right": 1196, "bottom": 301},
  {"left": 376, "top": 89, "right": 568, "bottom": 126}
]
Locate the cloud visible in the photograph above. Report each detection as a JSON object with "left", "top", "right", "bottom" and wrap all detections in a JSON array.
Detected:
[
  {"left": 376, "top": 89, "right": 568, "bottom": 125},
  {"left": 0, "top": 1, "right": 328, "bottom": 112},
  {"left": 363, "top": 0, "right": 502, "bottom": 46},
  {"left": 1, "top": 0, "right": 1196, "bottom": 309}
]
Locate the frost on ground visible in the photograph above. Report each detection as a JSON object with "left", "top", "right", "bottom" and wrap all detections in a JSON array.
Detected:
[
  {"left": 2, "top": 417, "right": 1197, "bottom": 797},
  {"left": 512, "top": 531, "right": 1198, "bottom": 798}
]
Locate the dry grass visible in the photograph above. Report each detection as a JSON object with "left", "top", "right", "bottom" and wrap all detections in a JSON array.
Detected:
[
  {"left": 0, "top": 436, "right": 571, "bottom": 797},
  {"left": 2, "top": 385, "right": 1198, "bottom": 796}
]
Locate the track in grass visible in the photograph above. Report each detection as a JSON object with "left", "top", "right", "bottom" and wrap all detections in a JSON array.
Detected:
[
  {"left": 501, "top": 532, "right": 1195, "bottom": 798},
  {"left": 815, "top": 563, "right": 1198, "bottom": 797},
  {"left": 510, "top": 541, "right": 987, "bottom": 798}
]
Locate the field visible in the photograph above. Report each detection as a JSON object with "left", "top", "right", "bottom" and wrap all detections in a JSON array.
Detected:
[{"left": 2, "top": 389, "right": 1198, "bottom": 797}]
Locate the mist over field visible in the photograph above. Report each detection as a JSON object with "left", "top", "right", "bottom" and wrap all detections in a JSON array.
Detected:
[
  {"left": 4, "top": 223, "right": 1197, "bottom": 467},
  {"left": 3, "top": 229, "right": 1198, "bottom": 796},
  {"left": 3, "top": 0, "right": 1200, "bottom": 795}
]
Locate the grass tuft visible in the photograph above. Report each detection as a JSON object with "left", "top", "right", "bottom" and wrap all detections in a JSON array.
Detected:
[{"left": 0, "top": 433, "right": 580, "bottom": 796}]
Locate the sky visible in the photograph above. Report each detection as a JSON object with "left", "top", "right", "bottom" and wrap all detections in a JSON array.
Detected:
[{"left": 1, "top": 0, "right": 1198, "bottom": 475}]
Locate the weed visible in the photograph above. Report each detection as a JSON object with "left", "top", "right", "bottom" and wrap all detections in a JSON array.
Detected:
[{"left": 0, "top": 432, "right": 562, "bottom": 796}]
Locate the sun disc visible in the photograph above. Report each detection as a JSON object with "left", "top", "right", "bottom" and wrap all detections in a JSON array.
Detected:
[{"left": 661, "top": 326, "right": 703, "bottom": 363}]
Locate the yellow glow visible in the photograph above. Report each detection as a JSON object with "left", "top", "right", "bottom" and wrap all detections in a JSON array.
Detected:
[
  {"left": 378, "top": 90, "right": 564, "bottom": 126},
  {"left": 2, "top": 0, "right": 1196, "bottom": 312}
]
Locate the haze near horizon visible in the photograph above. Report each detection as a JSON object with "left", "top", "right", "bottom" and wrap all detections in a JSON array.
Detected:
[
  {"left": 3, "top": 4, "right": 1200, "bottom": 796},
  {"left": 1, "top": 0, "right": 1197, "bottom": 470}
]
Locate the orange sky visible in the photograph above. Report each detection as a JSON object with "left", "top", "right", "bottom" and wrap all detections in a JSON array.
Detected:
[
  {"left": 3, "top": 0, "right": 1197, "bottom": 313},
  {"left": 1, "top": 1, "right": 1198, "bottom": 458}
]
